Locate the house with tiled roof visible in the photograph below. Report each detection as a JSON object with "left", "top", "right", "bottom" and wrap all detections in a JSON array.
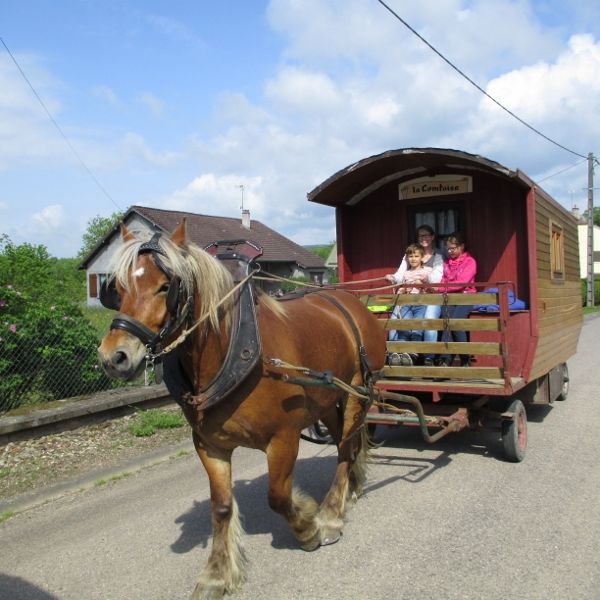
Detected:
[{"left": 80, "top": 205, "right": 326, "bottom": 306}]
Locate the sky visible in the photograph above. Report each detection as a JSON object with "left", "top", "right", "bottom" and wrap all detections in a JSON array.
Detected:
[{"left": 1, "top": 0, "right": 599, "bottom": 258}]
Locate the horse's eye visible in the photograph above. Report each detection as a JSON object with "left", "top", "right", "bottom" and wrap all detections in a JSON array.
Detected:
[{"left": 158, "top": 283, "right": 170, "bottom": 294}]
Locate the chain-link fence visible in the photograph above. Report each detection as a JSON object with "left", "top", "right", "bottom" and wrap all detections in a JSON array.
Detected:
[{"left": 0, "top": 296, "right": 145, "bottom": 415}]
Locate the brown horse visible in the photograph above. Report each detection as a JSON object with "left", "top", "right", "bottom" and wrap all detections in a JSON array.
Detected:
[{"left": 97, "top": 221, "right": 386, "bottom": 599}]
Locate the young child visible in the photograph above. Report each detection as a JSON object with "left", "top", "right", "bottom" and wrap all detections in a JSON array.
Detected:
[{"left": 388, "top": 243, "right": 433, "bottom": 366}]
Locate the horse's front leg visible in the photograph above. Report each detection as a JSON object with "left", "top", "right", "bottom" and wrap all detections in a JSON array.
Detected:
[
  {"left": 191, "top": 433, "right": 247, "bottom": 600},
  {"left": 266, "top": 431, "right": 321, "bottom": 551},
  {"left": 318, "top": 386, "right": 370, "bottom": 545}
]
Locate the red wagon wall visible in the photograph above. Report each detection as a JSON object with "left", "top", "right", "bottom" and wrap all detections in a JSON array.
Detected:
[{"left": 336, "top": 173, "right": 530, "bottom": 304}]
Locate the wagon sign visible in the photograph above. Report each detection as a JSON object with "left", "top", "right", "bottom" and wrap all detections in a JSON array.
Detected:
[{"left": 399, "top": 174, "right": 473, "bottom": 199}]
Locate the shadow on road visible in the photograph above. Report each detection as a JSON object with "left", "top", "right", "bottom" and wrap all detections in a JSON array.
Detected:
[
  {"left": 0, "top": 573, "right": 59, "bottom": 600},
  {"left": 170, "top": 409, "right": 539, "bottom": 557},
  {"left": 170, "top": 452, "right": 356, "bottom": 554}
]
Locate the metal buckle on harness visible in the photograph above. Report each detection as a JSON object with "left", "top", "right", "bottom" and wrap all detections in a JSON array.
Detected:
[{"left": 144, "top": 347, "right": 163, "bottom": 385}]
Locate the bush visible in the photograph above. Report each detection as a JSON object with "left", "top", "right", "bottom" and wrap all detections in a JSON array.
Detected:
[
  {"left": 0, "top": 285, "right": 112, "bottom": 412},
  {"left": 581, "top": 278, "right": 600, "bottom": 306}
]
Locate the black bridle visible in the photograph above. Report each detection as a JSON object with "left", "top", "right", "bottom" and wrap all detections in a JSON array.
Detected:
[{"left": 99, "top": 233, "right": 193, "bottom": 358}]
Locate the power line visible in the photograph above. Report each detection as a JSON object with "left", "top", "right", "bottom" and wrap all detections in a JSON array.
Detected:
[
  {"left": 375, "top": 0, "right": 588, "bottom": 160},
  {"left": 0, "top": 37, "right": 122, "bottom": 211},
  {"left": 536, "top": 158, "right": 588, "bottom": 183}
]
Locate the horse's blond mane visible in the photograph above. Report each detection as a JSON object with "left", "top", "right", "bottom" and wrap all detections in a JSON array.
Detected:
[{"left": 109, "top": 233, "right": 234, "bottom": 331}]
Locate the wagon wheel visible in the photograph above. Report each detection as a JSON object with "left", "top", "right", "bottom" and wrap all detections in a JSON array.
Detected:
[
  {"left": 501, "top": 399, "right": 527, "bottom": 462},
  {"left": 556, "top": 363, "right": 569, "bottom": 401}
]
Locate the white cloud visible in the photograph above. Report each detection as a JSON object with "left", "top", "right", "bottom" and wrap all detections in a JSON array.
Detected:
[
  {"left": 161, "top": 174, "right": 266, "bottom": 216},
  {"left": 31, "top": 204, "right": 65, "bottom": 230},
  {"left": 2, "top": 0, "right": 600, "bottom": 256},
  {"left": 145, "top": 14, "right": 205, "bottom": 50},
  {"left": 452, "top": 33, "right": 600, "bottom": 170},
  {"left": 91, "top": 85, "right": 120, "bottom": 107},
  {"left": 265, "top": 67, "right": 342, "bottom": 112},
  {"left": 136, "top": 92, "right": 165, "bottom": 117},
  {"left": 119, "top": 132, "right": 183, "bottom": 167},
  {"left": 0, "top": 54, "right": 69, "bottom": 169}
]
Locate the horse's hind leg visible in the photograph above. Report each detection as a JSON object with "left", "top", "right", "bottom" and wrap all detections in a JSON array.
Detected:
[
  {"left": 191, "top": 434, "right": 247, "bottom": 600},
  {"left": 318, "top": 388, "right": 370, "bottom": 545},
  {"left": 266, "top": 431, "right": 321, "bottom": 551}
]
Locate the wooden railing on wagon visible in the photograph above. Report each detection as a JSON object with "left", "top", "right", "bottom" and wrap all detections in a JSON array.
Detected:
[{"left": 361, "top": 281, "right": 522, "bottom": 388}]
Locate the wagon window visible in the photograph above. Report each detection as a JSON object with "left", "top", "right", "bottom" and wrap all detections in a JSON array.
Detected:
[
  {"left": 412, "top": 205, "right": 462, "bottom": 255},
  {"left": 550, "top": 222, "right": 564, "bottom": 280}
]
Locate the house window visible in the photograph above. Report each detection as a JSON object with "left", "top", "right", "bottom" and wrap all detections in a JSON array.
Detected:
[
  {"left": 88, "top": 273, "right": 109, "bottom": 298},
  {"left": 89, "top": 274, "right": 98, "bottom": 298},
  {"left": 550, "top": 222, "right": 564, "bottom": 280}
]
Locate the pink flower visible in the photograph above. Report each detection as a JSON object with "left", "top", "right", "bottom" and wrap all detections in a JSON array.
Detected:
[{"left": 8, "top": 324, "right": 17, "bottom": 333}]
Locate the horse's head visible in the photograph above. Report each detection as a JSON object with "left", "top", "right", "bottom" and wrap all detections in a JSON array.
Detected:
[{"left": 98, "top": 220, "right": 192, "bottom": 380}]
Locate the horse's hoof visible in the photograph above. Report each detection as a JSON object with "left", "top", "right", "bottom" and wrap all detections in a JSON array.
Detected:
[
  {"left": 321, "top": 528, "right": 342, "bottom": 546},
  {"left": 299, "top": 530, "right": 321, "bottom": 552}
]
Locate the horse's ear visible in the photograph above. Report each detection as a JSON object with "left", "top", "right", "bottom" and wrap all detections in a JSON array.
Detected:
[
  {"left": 120, "top": 223, "right": 136, "bottom": 242},
  {"left": 170, "top": 218, "right": 187, "bottom": 247}
]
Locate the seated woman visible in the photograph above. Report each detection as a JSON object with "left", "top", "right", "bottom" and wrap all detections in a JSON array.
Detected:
[{"left": 424, "top": 232, "right": 477, "bottom": 367}]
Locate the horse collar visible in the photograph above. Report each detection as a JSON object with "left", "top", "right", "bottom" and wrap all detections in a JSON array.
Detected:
[{"left": 163, "top": 242, "right": 263, "bottom": 412}]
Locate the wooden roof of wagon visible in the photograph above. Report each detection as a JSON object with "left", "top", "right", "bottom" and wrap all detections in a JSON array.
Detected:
[{"left": 308, "top": 147, "right": 532, "bottom": 208}]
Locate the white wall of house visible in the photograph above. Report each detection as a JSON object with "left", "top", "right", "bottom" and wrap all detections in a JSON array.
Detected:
[
  {"left": 577, "top": 223, "right": 600, "bottom": 279},
  {"left": 85, "top": 216, "right": 155, "bottom": 307}
]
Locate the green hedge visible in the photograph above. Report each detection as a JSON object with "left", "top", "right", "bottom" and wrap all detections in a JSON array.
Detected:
[
  {"left": 0, "top": 285, "right": 112, "bottom": 413},
  {"left": 581, "top": 278, "right": 600, "bottom": 306}
]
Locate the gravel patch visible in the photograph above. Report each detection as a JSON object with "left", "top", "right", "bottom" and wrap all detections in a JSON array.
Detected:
[{"left": 0, "top": 407, "right": 191, "bottom": 501}]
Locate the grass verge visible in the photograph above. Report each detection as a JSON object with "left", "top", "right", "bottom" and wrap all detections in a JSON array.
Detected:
[
  {"left": 1, "top": 510, "right": 15, "bottom": 524},
  {"left": 128, "top": 409, "right": 186, "bottom": 437}
]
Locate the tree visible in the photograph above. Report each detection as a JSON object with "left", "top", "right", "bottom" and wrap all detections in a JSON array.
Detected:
[
  {"left": 308, "top": 243, "right": 335, "bottom": 260},
  {"left": 582, "top": 206, "right": 600, "bottom": 227},
  {"left": 77, "top": 211, "right": 124, "bottom": 260},
  {"left": 0, "top": 236, "right": 85, "bottom": 303},
  {"left": 0, "top": 235, "right": 54, "bottom": 302}
]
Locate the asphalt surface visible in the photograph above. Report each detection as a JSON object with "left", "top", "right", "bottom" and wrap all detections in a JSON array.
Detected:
[{"left": 1, "top": 315, "right": 599, "bottom": 600}]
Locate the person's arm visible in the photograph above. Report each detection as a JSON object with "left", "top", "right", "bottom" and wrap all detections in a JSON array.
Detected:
[
  {"left": 385, "top": 255, "right": 408, "bottom": 283},
  {"left": 429, "top": 254, "right": 444, "bottom": 284},
  {"left": 443, "top": 256, "right": 477, "bottom": 292}
]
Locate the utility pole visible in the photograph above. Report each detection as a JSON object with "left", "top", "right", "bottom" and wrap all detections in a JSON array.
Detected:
[{"left": 587, "top": 152, "right": 595, "bottom": 307}]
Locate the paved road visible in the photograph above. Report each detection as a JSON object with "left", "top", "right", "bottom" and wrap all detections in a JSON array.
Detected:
[{"left": 2, "top": 316, "right": 600, "bottom": 600}]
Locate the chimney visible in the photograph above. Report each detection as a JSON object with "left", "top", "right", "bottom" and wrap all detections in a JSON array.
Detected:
[
  {"left": 242, "top": 209, "right": 251, "bottom": 229},
  {"left": 572, "top": 204, "right": 580, "bottom": 220}
]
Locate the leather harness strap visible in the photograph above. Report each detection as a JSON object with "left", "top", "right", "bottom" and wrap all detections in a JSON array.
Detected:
[{"left": 316, "top": 291, "right": 375, "bottom": 385}]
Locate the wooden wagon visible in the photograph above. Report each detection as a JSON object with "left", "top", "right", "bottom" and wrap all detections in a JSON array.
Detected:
[{"left": 308, "top": 148, "right": 582, "bottom": 461}]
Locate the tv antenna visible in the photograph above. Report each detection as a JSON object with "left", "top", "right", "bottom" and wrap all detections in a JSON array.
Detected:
[{"left": 237, "top": 184, "right": 245, "bottom": 211}]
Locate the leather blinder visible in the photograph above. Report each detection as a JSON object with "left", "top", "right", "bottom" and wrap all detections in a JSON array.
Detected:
[
  {"left": 166, "top": 277, "right": 181, "bottom": 314},
  {"left": 100, "top": 279, "right": 121, "bottom": 311}
]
